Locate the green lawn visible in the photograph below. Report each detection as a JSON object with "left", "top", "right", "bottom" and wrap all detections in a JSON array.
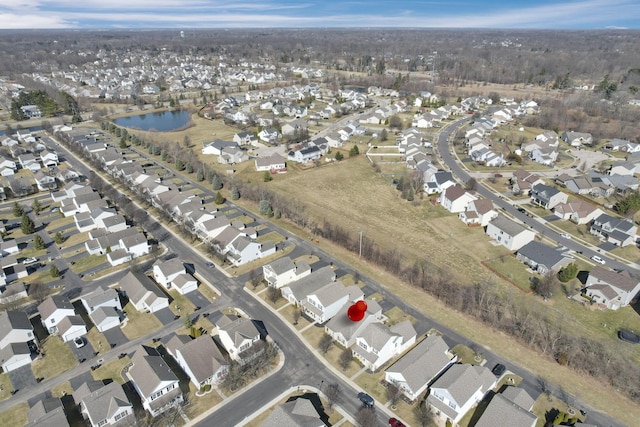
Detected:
[
  {"left": 31, "top": 336, "right": 77, "bottom": 379},
  {"left": 183, "top": 382, "right": 223, "bottom": 419},
  {"left": 91, "top": 357, "right": 132, "bottom": 384},
  {"left": 69, "top": 254, "right": 107, "bottom": 273},
  {"left": 451, "top": 343, "right": 484, "bottom": 365},
  {"left": 484, "top": 255, "right": 534, "bottom": 292},
  {"left": 0, "top": 403, "right": 28, "bottom": 427}
]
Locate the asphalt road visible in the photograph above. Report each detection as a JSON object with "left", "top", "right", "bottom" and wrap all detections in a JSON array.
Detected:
[{"left": 11, "top": 125, "right": 621, "bottom": 426}]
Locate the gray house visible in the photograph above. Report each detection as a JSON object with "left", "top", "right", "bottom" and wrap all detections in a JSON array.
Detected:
[
  {"left": 530, "top": 183, "right": 568, "bottom": 210},
  {"left": 516, "top": 241, "right": 573, "bottom": 275}
]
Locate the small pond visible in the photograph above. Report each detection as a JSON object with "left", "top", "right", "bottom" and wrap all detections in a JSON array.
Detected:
[{"left": 113, "top": 110, "right": 191, "bottom": 132}]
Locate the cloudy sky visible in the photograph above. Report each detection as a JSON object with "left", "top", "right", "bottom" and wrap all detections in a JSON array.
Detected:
[{"left": 0, "top": 0, "right": 638, "bottom": 29}]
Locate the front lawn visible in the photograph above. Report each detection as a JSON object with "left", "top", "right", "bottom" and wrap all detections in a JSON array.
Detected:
[
  {"left": 484, "top": 254, "right": 534, "bottom": 292},
  {"left": 31, "top": 336, "right": 77, "bottom": 379},
  {"left": 121, "top": 302, "right": 163, "bottom": 340},
  {"left": 0, "top": 403, "right": 28, "bottom": 427},
  {"left": 91, "top": 357, "right": 132, "bottom": 384}
]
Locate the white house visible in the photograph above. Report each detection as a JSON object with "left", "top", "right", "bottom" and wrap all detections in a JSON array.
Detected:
[
  {"left": 57, "top": 315, "right": 87, "bottom": 343},
  {"left": 215, "top": 314, "right": 261, "bottom": 361},
  {"left": 165, "top": 334, "right": 229, "bottom": 388},
  {"left": 325, "top": 299, "right": 383, "bottom": 348},
  {"left": 459, "top": 199, "right": 497, "bottom": 227},
  {"left": 426, "top": 364, "right": 497, "bottom": 425},
  {"left": 301, "top": 282, "right": 363, "bottom": 324},
  {"left": 263, "top": 256, "right": 312, "bottom": 289},
  {"left": 75, "top": 381, "right": 134, "bottom": 427},
  {"left": 38, "top": 295, "right": 76, "bottom": 334},
  {"left": 90, "top": 307, "right": 122, "bottom": 332},
  {"left": 485, "top": 215, "right": 536, "bottom": 251},
  {"left": 585, "top": 266, "right": 640, "bottom": 310},
  {"left": 127, "top": 346, "right": 184, "bottom": 417},
  {"left": 152, "top": 258, "right": 185, "bottom": 289},
  {"left": 352, "top": 320, "right": 417, "bottom": 372},
  {"left": 439, "top": 186, "right": 477, "bottom": 213},
  {"left": 119, "top": 272, "right": 169, "bottom": 314},
  {"left": 255, "top": 153, "right": 286, "bottom": 173},
  {"left": 385, "top": 334, "right": 458, "bottom": 401}
]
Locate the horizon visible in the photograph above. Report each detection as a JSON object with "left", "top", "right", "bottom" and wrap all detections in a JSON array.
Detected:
[{"left": 0, "top": 0, "right": 638, "bottom": 30}]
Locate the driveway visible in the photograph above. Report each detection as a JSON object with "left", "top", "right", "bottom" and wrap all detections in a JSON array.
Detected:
[
  {"left": 8, "top": 364, "right": 37, "bottom": 393},
  {"left": 102, "top": 327, "right": 129, "bottom": 348},
  {"left": 185, "top": 290, "right": 209, "bottom": 309},
  {"left": 67, "top": 338, "right": 96, "bottom": 362},
  {"left": 153, "top": 307, "right": 177, "bottom": 325}
]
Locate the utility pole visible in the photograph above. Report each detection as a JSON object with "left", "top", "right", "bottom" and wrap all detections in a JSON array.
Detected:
[{"left": 359, "top": 230, "right": 364, "bottom": 258}]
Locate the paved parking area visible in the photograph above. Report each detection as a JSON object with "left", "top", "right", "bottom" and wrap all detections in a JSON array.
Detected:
[
  {"left": 68, "top": 338, "right": 96, "bottom": 362},
  {"left": 8, "top": 364, "right": 37, "bottom": 393},
  {"left": 154, "top": 307, "right": 177, "bottom": 325}
]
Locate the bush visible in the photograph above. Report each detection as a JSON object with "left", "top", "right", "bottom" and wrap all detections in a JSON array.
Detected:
[{"left": 558, "top": 263, "right": 578, "bottom": 283}]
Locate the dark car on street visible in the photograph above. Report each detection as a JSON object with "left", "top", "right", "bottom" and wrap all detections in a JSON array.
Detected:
[
  {"left": 618, "top": 329, "right": 640, "bottom": 344},
  {"left": 492, "top": 363, "right": 506, "bottom": 376},
  {"left": 358, "top": 392, "right": 374, "bottom": 408}
]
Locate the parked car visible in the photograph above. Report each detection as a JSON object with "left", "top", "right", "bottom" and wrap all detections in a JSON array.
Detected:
[
  {"left": 618, "top": 329, "right": 640, "bottom": 344},
  {"left": 590, "top": 255, "right": 606, "bottom": 265},
  {"left": 74, "top": 337, "right": 85, "bottom": 348},
  {"left": 22, "top": 257, "right": 38, "bottom": 265},
  {"left": 560, "top": 233, "right": 571, "bottom": 239},
  {"left": 491, "top": 363, "right": 506, "bottom": 376},
  {"left": 206, "top": 262, "right": 215, "bottom": 268},
  {"left": 358, "top": 392, "right": 374, "bottom": 408},
  {"left": 389, "top": 418, "right": 406, "bottom": 427},
  {"left": 50, "top": 207, "right": 59, "bottom": 213},
  {"left": 517, "top": 207, "right": 526, "bottom": 213}
]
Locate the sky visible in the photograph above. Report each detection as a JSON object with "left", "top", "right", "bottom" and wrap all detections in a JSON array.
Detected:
[{"left": 0, "top": 0, "right": 639, "bottom": 30}]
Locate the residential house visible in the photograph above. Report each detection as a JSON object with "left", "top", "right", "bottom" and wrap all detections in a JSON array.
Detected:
[
  {"left": 552, "top": 200, "right": 603, "bottom": 225},
  {"left": 475, "top": 387, "right": 537, "bottom": 427},
  {"left": 352, "top": 320, "right": 416, "bottom": 372},
  {"left": 459, "top": 199, "right": 497, "bottom": 227},
  {"left": 18, "top": 154, "right": 41, "bottom": 172},
  {"left": 425, "top": 170, "right": 456, "bottom": 195},
  {"left": 590, "top": 213, "right": 638, "bottom": 247},
  {"left": 585, "top": 266, "right": 640, "bottom": 310},
  {"left": 38, "top": 295, "right": 76, "bottom": 334},
  {"left": 530, "top": 183, "right": 568, "bottom": 210},
  {"left": 57, "top": 315, "right": 87, "bottom": 343},
  {"left": 218, "top": 146, "right": 249, "bottom": 165},
  {"left": 516, "top": 241, "right": 573, "bottom": 275},
  {"left": 73, "top": 380, "right": 133, "bottom": 427},
  {"left": 215, "top": 314, "right": 261, "bottom": 361},
  {"left": 165, "top": 334, "right": 229, "bottom": 388},
  {"left": 281, "top": 119, "right": 308, "bottom": 136},
  {"left": 510, "top": 170, "right": 544, "bottom": 195},
  {"left": 152, "top": 258, "right": 185, "bottom": 289},
  {"left": 25, "top": 397, "right": 69, "bottom": 427},
  {"left": 301, "top": 282, "right": 364, "bottom": 323},
  {"left": 233, "top": 131, "right": 258, "bottom": 146},
  {"left": 426, "top": 364, "right": 497, "bottom": 425},
  {"left": 119, "top": 232, "right": 150, "bottom": 257},
  {"left": 40, "top": 150, "right": 59, "bottom": 167},
  {"left": 127, "top": 346, "right": 184, "bottom": 417},
  {"left": 281, "top": 266, "right": 337, "bottom": 305},
  {"left": 262, "top": 256, "right": 311, "bottom": 289},
  {"left": 609, "top": 160, "right": 637, "bottom": 176},
  {"left": 201, "top": 139, "right": 237, "bottom": 156},
  {"left": 118, "top": 272, "right": 169, "bottom": 314},
  {"left": 260, "top": 397, "right": 325, "bottom": 427},
  {"left": 288, "top": 145, "right": 322, "bottom": 163},
  {"left": 384, "top": 334, "right": 457, "bottom": 401},
  {"left": 325, "top": 299, "right": 383, "bottom": 348},
  {"left": 258, "top": 128, "right": 280, "bottom": 144},
  {"left": 562, "top": 131, "right": 593, "bottom": 147},
  {"left": 255, "top": 153, "right": 287, "bottom": 173},
  {"left": 485, "top": 215, "right": 536, "bottom": 251},
  {"left": 0, "top": 310, "right": 36, "bottom": 372},
  {"left": 0, "top": 156, "right": 17, "bottom": 176},
  {"left": 438, "top": 186, "right": 477, "bottom": 213}
]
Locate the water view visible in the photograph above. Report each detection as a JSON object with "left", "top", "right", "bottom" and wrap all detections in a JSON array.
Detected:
[{"left": 113, "top": 110, "right": 191, "bottom": 132}]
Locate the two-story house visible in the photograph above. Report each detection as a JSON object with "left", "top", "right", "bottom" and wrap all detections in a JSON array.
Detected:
[
  {"left": 165, "top": 334, "right": 229, "bottom": 388},
  {"left": 301, "top": 282, "right": 363, "bottom": 324},
  {"left": 215, "top": 314, "right": 261, "bottom": 362},
  {"left": 73, "top": 380, "right": 134, "bottom": 427},
  {"left": 262, "top": 256, "right": 311, "bottom": 289},
  {"left": 485, "top": 215, "right": 536, "bottom": 251},
  {"left": 585, "top": 266, "right": 640, "bottom": 310},
  {"left": 0, "top": 310, "right": 36, "bottom": 372},
  {"left": 590, "top": 213, "right": 638, "bottom": 247},
  {"left": 352, "top": 320, "right": 417, "bottom": 372},
  {"left": 38, "top": 295, "right": 76, "bottom": 334}
]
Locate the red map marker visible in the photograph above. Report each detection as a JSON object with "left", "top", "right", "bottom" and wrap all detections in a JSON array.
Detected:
[{"left": 347, "top": 300, "right": 367, "bottom": 322}]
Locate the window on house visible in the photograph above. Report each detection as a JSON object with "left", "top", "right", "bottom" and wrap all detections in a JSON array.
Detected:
[
  {"left": 115, "top": 410, "right": 128, "bottom": 421},
  {"left": 449, "top": 402, "right": 457, "bottom": 410}
]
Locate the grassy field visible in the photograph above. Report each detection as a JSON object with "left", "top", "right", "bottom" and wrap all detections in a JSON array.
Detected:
[
  {"left": 484, "top": 254, "right": 534, "bottom": 292},
  {"left": 31, "top": 336, "right": 77, "bottom": 379},
  {"left": 121, "top": 302, "right": 163, "bottom": 340}
]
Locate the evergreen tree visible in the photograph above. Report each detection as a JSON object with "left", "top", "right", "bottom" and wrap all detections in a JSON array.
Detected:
[
  {"left": 21, "top": 214, "right": 35, "bottom": 235},
  {"left": 34, "top": 234, "right": 45, "bottom": 250},
  {"left": 349, "top": 145, "right": 360, "bottom": 157},
  {"left": 214, "top": 192, "right": 225, "bottom": 205},
  {"left": 50, "top": 264, "right": 61, "bottom": 278},
  {"left": 31, "top": 199, "right": 42, "bottom": 214},
  {"left": 212, "top": 174, "right": 223, "bottom": 190},
  {"left": 13, "top": 202, "right": 24, "bottom": 217},
  {"left": 263, "top": 171, "right": 273, "bottom": 182},
  {"left": 54, "top": 231, "right": 65, "bottom": 244},
  {"left": 231, "top": 186, "right": 240, "bottom": 200}
]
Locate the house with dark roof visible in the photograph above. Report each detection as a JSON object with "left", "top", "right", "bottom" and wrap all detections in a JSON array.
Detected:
[
  {"left": 438, "top": 186, "right": 477, "bottom": 213},
  {"left": 74, "top": 380, "right": 134, "bottom": 427},
  {"left": 25, "top": 397, "right": 69, "bottom": 427},
  {"left": 215, "top": 315, "right": 262, "bottom": 361},
  {"left": 288, "top": 145, "right": 322, "bottom": 163},
  {"left": 485, "top": 215, "right": 536, "bottom": 251},
  {"left": 352, "top": 320, "right": 417, "bottom": 372},
  {"left": 165, "top": 334, "right": 229, "bottom": 388},
  {"left": 585, "top": 266, "right": 640, "bottom": 310},
  {"left": 426, "top": 364, "right": 497, "bottom": 425},
  {"left": 384, "top": 334, "right": 457, "bottom": 401},
  {"left": 475, "top": 387, "right": 537, "bottom": 427},
  {"left": 126, "top": 346, "right": 183, "bottom": 417},
  {"left": 516, "top": 241, "right": 573, "bottom": 275},
  {"left": 590, "top": 213, "right": 638, "bottom": 247},
  {"left": 0, "top": 310, "right": 36, "bottom": 372},
  {"left": 530, "top": 183, "right": 568, "bottom": 210}
]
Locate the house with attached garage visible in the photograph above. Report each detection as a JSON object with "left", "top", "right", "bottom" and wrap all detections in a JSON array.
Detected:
[
  {"left": 0, "top": 156, "right": 16, "bottom": 176},
  {"left": 73, "top": 380, "right": 134, "bottom": 427},
  {"left": 215, "top": 314, "right": 261, "bottom": 362},
  {"left": 426, "top": 363, "right": 497, "bottom": 425},
  {"left": 218, "top": 146, "right": 249, "bottom": 165},
  {"left": 511, "top": 170, "right": 545, "bottom": 196},
  {"left": 325, "top": 299, "right": 383, "bottom": 348},
  {"left": 530, "top": 183, "right": 568, "bottom": 210},
  {"left": 127, "top": 346, "right": 184, "bottom": 417},
  {"left": 425, "top": 170, "right": 456, "bottom": 195},
  {"left": 56, "top": 315, "right": 87, "bottom": 343},
  {"left": 562, "top": 131, "right": 593, "bottom": 147},
  {"left": 585, "top": 266, "right": 640, "bottom": 310},
  {"left": 590, "top": 213, "right": 637, "bottom": 247},
  {"left": 281, "top": 266, "right": 336, "bottom": 306},
  {"left": 485, "top": 215, "right": 536, "bottom": 251},
  {"left": 552, "top": 200, "right": 603, "bottom": 225},
  {"left": 201, "top": 139, "right": 237, "bottom": 156},
  {"left": 288, "top": 145, "right": 322, "bottom": 163},
  {"left": 352, "top": 320, "right": 417, "bottom": 372},
  {"left": 384, "top": 334, "right": 458, "bottom": 401},
  {"left": 40, "top": 150, "right": 59, "bottom": 167},
  {"left": 301, "top": 281, "right": 364, "bottom": 324},
  {"left": 459, "top": 199, "right": 497, "bottom": 227},
  {"left": 38, "top": 295, "right": 76, "bottom": 334},
  {"left": 164, "top": 334, "right": 229, "bottom": 388},
  {"left": 516, "top": 241, "right": 573, "bottom": 275},
  {"left": 119, "top": 272, "right": 169, "bottom": 314},
  {"left": 255, "top": 153, "right": 286, "bottom": 173},
  {"left": 0, "top": 310, "right": 37, "bottom": 373},
  {"left": 25, "top": 397, "right": 69, "bottom": 427},
  {"left": 260, "top": 397, "right": 325, "bottom": 427},
  {"left": 233, "top": 131, "right": 259, "bottom": 146},
  {"left": 258, "top": 127, "right": 280, "bottom": 144},
  {"left": 262, "top": 256, "right": 311, "bottom": 289},
  {"left": 439, "top": 185, "right": 477, "bottom": 213}
]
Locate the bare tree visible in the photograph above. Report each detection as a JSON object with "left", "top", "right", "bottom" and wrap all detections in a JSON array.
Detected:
[
  {"left": 386, "top": 382, "right": 402, "bottom": 407},
  {"left": 532, "top": 271, "right": 558, "bottom": 299},
  {"left": 356, "top": 407, "right": 377, "bottom": 427},
  {"left": 266, "top": 286, "right": 280, "bottom": 304},
  {"left": 292, "top": 309, "right": 302, "bottom": 325},
  {"left": 324, "top": 382, "right": 341, "bottom": 412},
  {"left": 339, "top": 347, "right": 352, "bottom": 371},
  {"left": 319, "top": 333, "right": 333, "bottom": 354},
  {"left": 414, "top": 401, "right": 435, "bottom": 427}
]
